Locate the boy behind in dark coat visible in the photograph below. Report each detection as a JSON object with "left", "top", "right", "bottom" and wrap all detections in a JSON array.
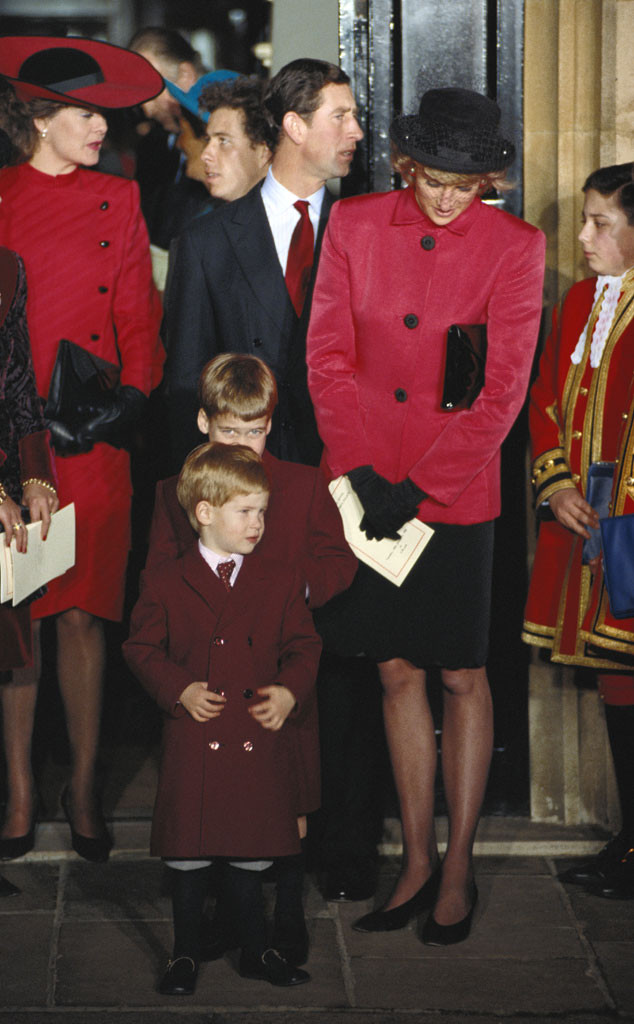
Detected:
[{"left": 124, "top": 443, "right": 321, "bottom": 994}]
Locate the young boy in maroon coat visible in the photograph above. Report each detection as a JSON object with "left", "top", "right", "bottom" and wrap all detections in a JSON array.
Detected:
[{"left": 124, "top": 443, "right": 321, "bottom": 994}]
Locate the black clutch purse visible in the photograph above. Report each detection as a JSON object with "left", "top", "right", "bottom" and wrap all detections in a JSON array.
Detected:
[
  {"left": 441, "top": 323, "right": 487, "bottom": 410},
  {"left": 44, "top": 338, "right": 120, "bottom": 427},
  {"left": 600, "top": 513, "right": 634, "bottom": 619}
]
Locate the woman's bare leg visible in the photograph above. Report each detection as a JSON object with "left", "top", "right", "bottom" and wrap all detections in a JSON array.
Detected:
[
  {"left": 378, "top": 657, "right": 439, "bottom": 909},
  {"left": 434, "top": 665, "right": 492, "bottom": 924},
  {"left": 56, "top": 608, "right": 105, "bottom": 837},
  {"left": 0, "top": 620, "right": 41, "bottom": 838}
]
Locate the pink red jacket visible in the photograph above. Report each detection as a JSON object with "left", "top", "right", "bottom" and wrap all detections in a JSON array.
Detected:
[{"left": 307, "top": 187, "right": 546, "bottom": 524}]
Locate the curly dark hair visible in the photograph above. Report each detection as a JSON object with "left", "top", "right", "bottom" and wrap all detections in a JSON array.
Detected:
[
  {"left": 583, "top": 163, "right": 634, "bottom": 225},
  {"left": 0, "top": 79, "right": 64, "bottom": 163},
  {"left": 199, "top": 76, "right": 271, "bottom": 149}
]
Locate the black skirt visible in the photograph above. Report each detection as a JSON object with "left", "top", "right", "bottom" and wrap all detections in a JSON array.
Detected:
[{"left": 314, "top": 520, "right": 494, "bottom": 670}]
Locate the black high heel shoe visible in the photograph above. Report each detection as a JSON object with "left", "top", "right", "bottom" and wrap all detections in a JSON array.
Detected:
[
  {"left": 61, "top": 786, "right": 112, "bottom": 863},
  {"left": 352, "top": 867, "right": 441, "bottom": 932},
  {"left": 0, "top": 796, "right": 38, "bottom": 861},
  {"left": 421, "top": 884, "right": 478, "bottom": 946}
]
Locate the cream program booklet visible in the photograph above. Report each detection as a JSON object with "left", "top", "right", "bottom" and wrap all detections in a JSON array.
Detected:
[
  {"left": 329, "top": 476, "right": 434, "bottom": 587},
  {"left": 0, "top": 503, "right": 76, "bottom": 606}
]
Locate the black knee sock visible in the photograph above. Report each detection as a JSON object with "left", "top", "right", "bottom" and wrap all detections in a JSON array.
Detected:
[
  {"left": 273, "top": 854, "right": 306, "bottom": 943},
  {"left": 169, "top": 865, "right": 210, "bottom": 960},
  {"left": 224, "top": 864, "right": 268, "bottom": 959},
  {"left": 604, "top": 703, "right": 634, "bottom": 840}
]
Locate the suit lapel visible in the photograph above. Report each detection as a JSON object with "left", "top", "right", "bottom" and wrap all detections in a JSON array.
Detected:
[
  {"left": 180, "top": 546, "right": 228, "bottom": 615},
  {"left": 222, "top": 184, "right": 294, "bottom": 332}
]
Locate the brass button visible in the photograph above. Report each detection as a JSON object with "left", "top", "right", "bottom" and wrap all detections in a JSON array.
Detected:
[
  {"left": 623, "top": 412, "right": 629, "bottom": 420},
  {"left": 243, "top": 741, "right": 254, "bottom": 752},
  {"left": 627, "top": 477, "right": 634, "bottom": 486},
  {"left": 572, "top": 430, "right": 582, "bottom": 440},
  {"left": 572, "top": 474, "right": 580, "bottom": 483},
  {"left": 579, "top": 386, "right": 588, "bottom": 396},
  {"left": 209, "top": 741, "right": 221, "bottom": 750}
]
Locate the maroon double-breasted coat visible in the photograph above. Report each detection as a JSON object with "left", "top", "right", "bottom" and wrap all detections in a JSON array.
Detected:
[
  {"left": 307, "top": 187, "right": 546, "bottom": 524},
  {"left": 0, "top": 163, "right": 163, "bottom": 620},
  {"left": 123, "top": 546, "right": 322, "bottom": 859},
  {"left": 145, "top": 448, "right": 357, "bottom": 813}
]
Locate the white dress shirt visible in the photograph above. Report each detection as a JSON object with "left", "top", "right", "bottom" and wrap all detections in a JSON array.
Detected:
[{"left": 260, "top": 167, "right": 324, "bottom": 275}]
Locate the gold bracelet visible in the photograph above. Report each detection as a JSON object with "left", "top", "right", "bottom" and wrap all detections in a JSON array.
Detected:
[
  {"left": 0, "top": 482, "right": 8, "bottom": 505},
  {"left": 21, "top": 477, "right": 57, "bottom": 496}
]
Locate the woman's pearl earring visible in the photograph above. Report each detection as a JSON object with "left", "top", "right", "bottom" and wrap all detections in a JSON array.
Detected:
[{"left": 40, "top": 129, "right": 48, "bottom": 140}]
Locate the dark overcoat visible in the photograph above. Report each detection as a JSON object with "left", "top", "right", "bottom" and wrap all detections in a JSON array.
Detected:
[
  {"left": 163, "top": 182, "right": 334, "bottom": 469},
  {"left": 123, "top": 546, "right": 322, "bottom": 859}
]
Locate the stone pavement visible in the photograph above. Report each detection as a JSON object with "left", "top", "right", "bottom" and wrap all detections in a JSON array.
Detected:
[{"left": 0, "top": 820, "right": 633, "bottom": 1024}]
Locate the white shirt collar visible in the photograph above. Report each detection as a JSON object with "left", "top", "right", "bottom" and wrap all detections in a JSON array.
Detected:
[
  {"left": 198, "top": 540, "right": 244, "bottom": 584},
  {"left": 261, "top": 166, "right": 325, "bottom": 218}
]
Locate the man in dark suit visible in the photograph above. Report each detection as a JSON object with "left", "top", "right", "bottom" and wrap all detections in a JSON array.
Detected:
[{"left": 163, "top": 58, "right": 363, "bottom": 470}]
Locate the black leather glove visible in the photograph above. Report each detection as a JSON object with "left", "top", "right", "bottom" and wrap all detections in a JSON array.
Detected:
[
  {"left": 46, "top": 417, "right": 93, "bottom": 456},
  {"left": 348, "top": 465, "right": 425, "bottom": 541},
  {"left": 76, "top": 385, "right": 147, "bottom": 450}
]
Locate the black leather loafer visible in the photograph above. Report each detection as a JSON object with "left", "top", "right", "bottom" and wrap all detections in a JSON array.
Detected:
[
  {"left": 320, "top": 858, "right": 378, "bottom": 902},
  {"left": 158, "top": 955, "right": 198, "bottom": 995},
  {"left": 559, "top": 834, "right": 632, "bottom": 886},
  {"left": 239, "top": 947, "right": 310, "bottom": 986},
  {"left": 271, "top": 922, "right": 309, "bottom": 966}
]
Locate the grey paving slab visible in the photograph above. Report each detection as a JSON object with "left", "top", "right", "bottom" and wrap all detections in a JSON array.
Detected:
[
  {"left": 593, "top": 940, "right": 634, "bottom": 1011},
  {"left": 63, "top": 857, "right": 170, "bottom": 921},
  {"left": 350, "top": 956, "right": 610, "bottom": 1013},
  {"left": 564, "top": 885, "right": 634, "bottom": 942},
  {"left": 0, "top": 862, "right": 59, "bottom": 913},
  {"left": 0, "top": 1015, "right": 630, "bottom": 1024},
  {"left": 0, "top": 912, "right": 54, "bottom": 1006}
]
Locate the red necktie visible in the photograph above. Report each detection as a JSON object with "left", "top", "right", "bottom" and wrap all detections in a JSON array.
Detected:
[
  {"left": 217, "top": 559, "right": 235, "bottom": 592},
  {"left": 285, "top": 200, "right": 314, "bottom": 316}
]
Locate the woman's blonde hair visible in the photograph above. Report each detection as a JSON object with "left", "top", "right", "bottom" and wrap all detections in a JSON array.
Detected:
[
  {"left": 176, "top": 442, "right": 270, "bottom": 531},
  {"left": 391, "top": 144, "right": 513, "bottom": 195}
]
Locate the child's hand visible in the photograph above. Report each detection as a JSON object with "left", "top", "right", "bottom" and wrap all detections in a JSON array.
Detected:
[
  {"left": 249, "top": 685, "right": 296, "bottom": 731},
  {"left": 179, "top": 681, "right": 226, "bottom": 722}
]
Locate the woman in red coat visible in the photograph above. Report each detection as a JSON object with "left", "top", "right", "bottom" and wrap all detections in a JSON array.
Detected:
[
  {"left": 0, "top": 38, "right": 163, "bottom": 861},
  {"left": 307, "top": 88, "right": 545, "bottom": 943},
  {"left": 523, "top": 163, "right": 634, "bottom": 900}
]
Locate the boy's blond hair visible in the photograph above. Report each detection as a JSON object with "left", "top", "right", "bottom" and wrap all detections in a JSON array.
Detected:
[
  {"left": 198, "top": 353, "right": 278, "bottom": 422},
  {"left": 176, "top": 442, "right": 270, "bottom": 531}
]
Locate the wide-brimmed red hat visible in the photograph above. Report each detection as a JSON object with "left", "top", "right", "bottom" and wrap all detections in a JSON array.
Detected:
[{"left": 0, "top": 35, "right": 163, "bottom": 109}]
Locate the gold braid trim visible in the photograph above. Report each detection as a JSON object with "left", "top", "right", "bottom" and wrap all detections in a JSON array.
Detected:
[{"left": 531, "top": 447, "right": 573, "bottom": 503}]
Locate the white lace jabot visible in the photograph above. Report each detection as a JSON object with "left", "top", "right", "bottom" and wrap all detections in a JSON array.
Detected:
[{"left": 570, "top": 273, "right": 627, "bottom": 368}]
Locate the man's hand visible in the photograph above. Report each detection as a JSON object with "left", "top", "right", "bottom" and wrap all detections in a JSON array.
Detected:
[
  {"left": 249, "top": 685, "right": 295, "bottom": 731},
  {"left": 549, "top": 487, "right": 600, "bottom": 539},
  {"left": 179, "top": 681, "right": 226, "bottom": 722}
]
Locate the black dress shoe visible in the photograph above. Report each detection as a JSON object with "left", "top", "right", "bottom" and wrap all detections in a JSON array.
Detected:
[
  {"left": 158, "top": 955, "right": 198, "bottom": 995},
  {"left": 421, "top": 885, "right": 478, "bottom": 946},
  {"left": 320, "top": 858, "right": 378, "bottom": 902},
  {"left": 239, "top": 947, "right": 310, "bottom": 986},
  {"left": 271, "top": 922, "right": 309, "bottom": 966},
  {"left": 353, "top": 867, "right": 441, "bottom": 932},
  {"left": 588, "top": 845, "right": 634, "bottom": 900},
  {"left": 61, "top": 787, "right": 112, "bottom": 863},
  {"left": 559, "top": 834, "right": 632, "bottom": 886}
]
